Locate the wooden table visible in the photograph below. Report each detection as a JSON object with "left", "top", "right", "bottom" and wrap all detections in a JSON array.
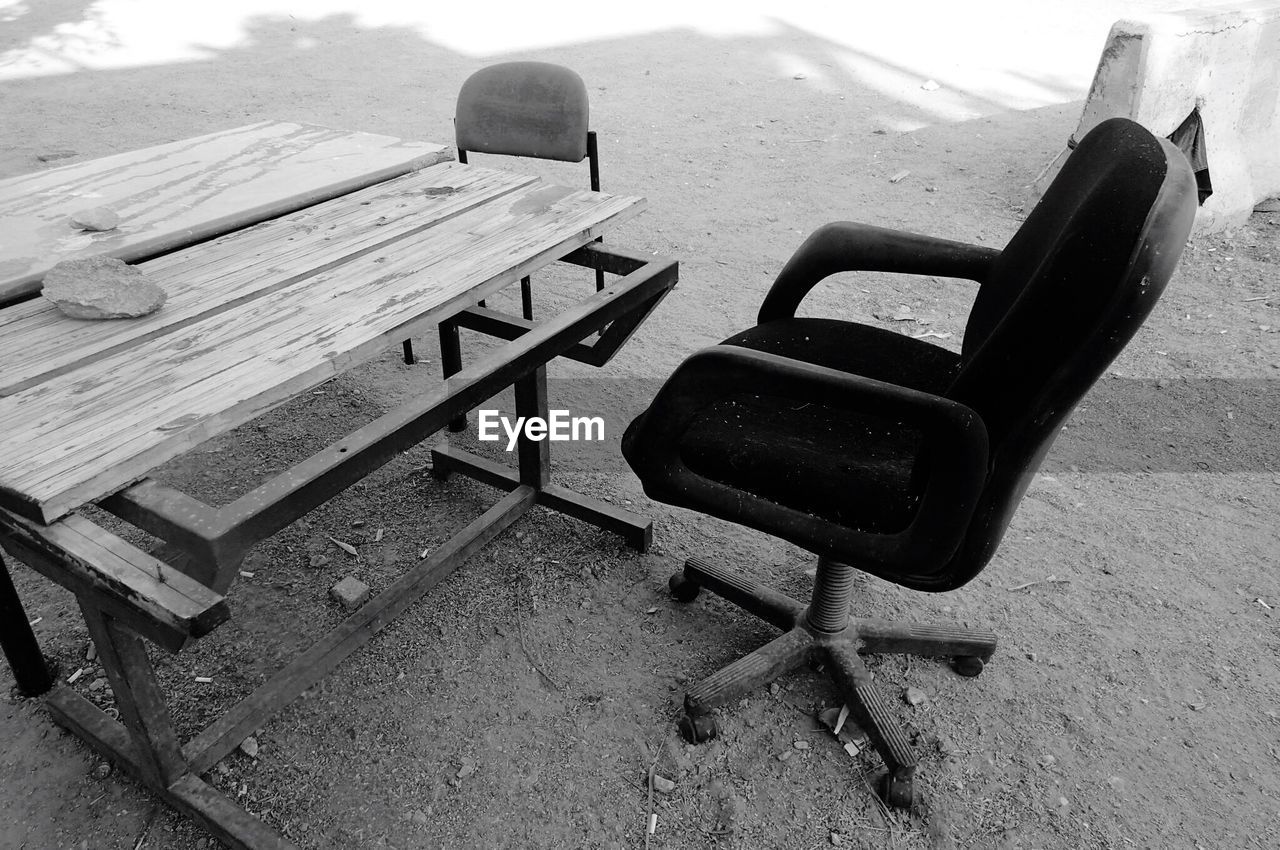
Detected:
[{"left": 0, "top": 124, "right": 677, "bottom": 849}]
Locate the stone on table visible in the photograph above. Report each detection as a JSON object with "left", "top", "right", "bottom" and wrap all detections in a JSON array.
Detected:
[
  {"left": 41, "top": 256, "right": 166, "bottom": 319},
  {"left": 69, "top": 206, "right": 120, "bottom": 231}
]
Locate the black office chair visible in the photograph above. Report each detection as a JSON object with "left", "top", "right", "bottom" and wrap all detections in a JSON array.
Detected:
[
  {"left": 403, "top": 61, "right": 603, "bottom": 370},
  {"left": 621, "top": 118, "right": 1197, "bottom": 807}
]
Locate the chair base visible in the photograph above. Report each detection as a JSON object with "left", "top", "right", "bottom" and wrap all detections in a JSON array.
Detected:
[{"left": 671, "top": 556, "right": 997, "bottom": 809}]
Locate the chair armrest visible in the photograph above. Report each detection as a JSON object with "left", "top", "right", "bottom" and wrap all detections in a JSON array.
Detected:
[
  {"left": 625, "top": 345, "right": 989, "bottom": 578},
  {"left": 758, "top": 222, "right": 1002, "bottom": 324}
]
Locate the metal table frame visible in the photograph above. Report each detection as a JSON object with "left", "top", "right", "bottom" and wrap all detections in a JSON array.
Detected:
[{"left": 0, "top": 241, "right": 676, "bottom": 849}]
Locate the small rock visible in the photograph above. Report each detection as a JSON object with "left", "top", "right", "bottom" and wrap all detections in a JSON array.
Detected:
[
  {"left": 768, "top": 682, "right": 782, "bottom": 696},
  {"left": 921, "top": 79, "right": 941, "bottom": 91},
  {"left": 329, "top": 576, "right": 371, "bottom": 611},
  {"left": 456, "top": 758, "right": 477, "bottom": 779},
  {"left": 90, "top": 762, "right": 112, "bottom": 780},
  {"left": 42, "top": 256, "right": 166, "bottom": 320},
  {"left": 69, "top": 206, "right": 120, "bottom": 232},
  {"left": 1038, "top": 753, "right": 1056, "bottom": 768},
  {"left": 793, "top": 73, "right": 807, "bottom": 80},
  {"left": 409, "top": 810, "right": 429, "bottom": 826},
  {"left": 308, "top": 554, "right": 331, "bottom": 569},
  {"left": 904, "top": 686, "right": 927, "bottom": 706},
  {"left": 195, "top": 839, "right": 209, "bottom": 850},
  {"left": 1106, "top": 776, "right": 1127, "bottom": 791},
  {"left": 350, "top": 520, "right": 366, "bottom": 528},
  {"left": 830, "top": 831, "right": 844, "bottom": 846},
  {"left": 37, "top": 149, "right": 77, "bottom": 162},
  {"left": 777, "top": 749, "right": 793, "bottom": 762},
  {"left": 85, "top": 641, "right": 97, "bottom": 662},
  {"left": 89, "top": 677, "right": 108, "bottom": 692},
  {"left": 793, "top": 740, "right": 810, "bottom": 751},
  {"left": 651, "top": 773, "right": 676, "bottom": 794},
  {"left": 239, "top": 736, "right": 259, "bottom": 758}
]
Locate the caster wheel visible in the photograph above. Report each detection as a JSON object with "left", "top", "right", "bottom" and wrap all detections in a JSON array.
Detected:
[
  {"left": 878, "top": 772, "right": 916, "bottom": 809},
  {"left": 669, "top": 573, "right": 701, "bottom": 603},
  {"left": 677, "top": 713, "right": 718, "bottom": 744},
  {"left": 952, "top": 655, "right": 985, "bottom": 677}
]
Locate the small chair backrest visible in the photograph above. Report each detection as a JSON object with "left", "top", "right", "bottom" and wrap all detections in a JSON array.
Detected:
[
  {"left": 455, "top": 62, "right": 590, "bottom": 163},
  {"left": 935, "top": 117, "right": 1196, "bottom": 588}
]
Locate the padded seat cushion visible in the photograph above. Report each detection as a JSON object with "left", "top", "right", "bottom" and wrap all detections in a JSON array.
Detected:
[{"left": 678, "top": 318, "right": 960, "bottom": 533}]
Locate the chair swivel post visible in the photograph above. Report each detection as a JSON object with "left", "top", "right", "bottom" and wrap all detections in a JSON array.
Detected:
[
  {"left": 806, "top": 557, "right": 856, "bottom": 633},
  {"left": 670, "top": 553, "right": 997, "bottom": 809}
]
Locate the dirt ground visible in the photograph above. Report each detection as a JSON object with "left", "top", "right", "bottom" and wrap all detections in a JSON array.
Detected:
[{"left": 2, "top": 3, "right": 1278, "bottom": 849}]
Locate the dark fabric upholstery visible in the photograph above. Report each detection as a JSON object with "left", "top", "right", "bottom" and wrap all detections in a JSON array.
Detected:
[
  {"left": 954, "top": 120, "right": 1167, "bottom": 449},
  {"left": 677, "top": 319, "right": 959, "bottom": 533},
  {"left": 622, "top": 117, "right": 1198, "bottom": 591},
  {"left": 455, "top": 62, "right": 590, "bottom": 163}
]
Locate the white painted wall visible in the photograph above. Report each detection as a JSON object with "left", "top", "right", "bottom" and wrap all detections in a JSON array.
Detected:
[{"left": 1033, "top": 1, "right": 1280, "bottom": 232}]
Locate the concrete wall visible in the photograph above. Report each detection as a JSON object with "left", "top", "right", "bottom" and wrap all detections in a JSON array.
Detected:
[{"left": 1033, "top": 1, "right": 1280, "bottom": 232}]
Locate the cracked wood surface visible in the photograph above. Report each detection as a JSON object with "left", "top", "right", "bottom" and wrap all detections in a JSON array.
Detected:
[
  {"left": 0, "top": 147, "right": 645, "bottom": 525},
  {"left": 0, "top": 121, "right": 451, "bottom": 303}
]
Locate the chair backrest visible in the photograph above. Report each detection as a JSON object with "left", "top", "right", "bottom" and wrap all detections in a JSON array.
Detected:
[
  {"left": 455, "top": 61, "right": 590, "bottom": 163},
  {"left": 935, "top": 117, "right": 1196, "bottom": 588}
]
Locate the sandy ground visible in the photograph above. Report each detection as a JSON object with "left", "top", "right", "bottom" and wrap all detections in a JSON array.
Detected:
[{"left": 1, "top": 2, "right": 1278, "bottom": 848}]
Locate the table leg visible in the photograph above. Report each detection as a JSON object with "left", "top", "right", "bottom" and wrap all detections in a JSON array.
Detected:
[
  {"left": 514, "top": 365, "right": 551, "bottom": 488},
  {"left": 79, "top": 599, "right": 187, "bottom": 788},
  {"left": 59, "top": 599, "right": 296, "bottom": 849},
  {"left": 520, "top": 276, "right": 534, "bottom": 320},
  {"left": 438, "top": 319, "right": 468, "bottom": 433},
  {"left": 431, "top": 355, "right": 652, "bottom": 554},
  {"left": 0, "top": 548, "right": 55, "bottom": 696}
]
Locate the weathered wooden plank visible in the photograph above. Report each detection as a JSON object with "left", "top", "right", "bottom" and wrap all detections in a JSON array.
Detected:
[
  {"left": 0, "top": 511, "right": 228, "bottom": 650},
  {"left": 0, "top": 162, "right": 537, "bottom": 396},
  {"left": 0, "top": 122, "right": 451, "bottom": 303},
  {"left": 184, "top": 486, "right": 536, "bottom": 774},
  {"left": 0, "top": 181, "right": 645, "bottom": 523},
  {"left": 4, "top": 183, "right": 640, "bottom": 463}
]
